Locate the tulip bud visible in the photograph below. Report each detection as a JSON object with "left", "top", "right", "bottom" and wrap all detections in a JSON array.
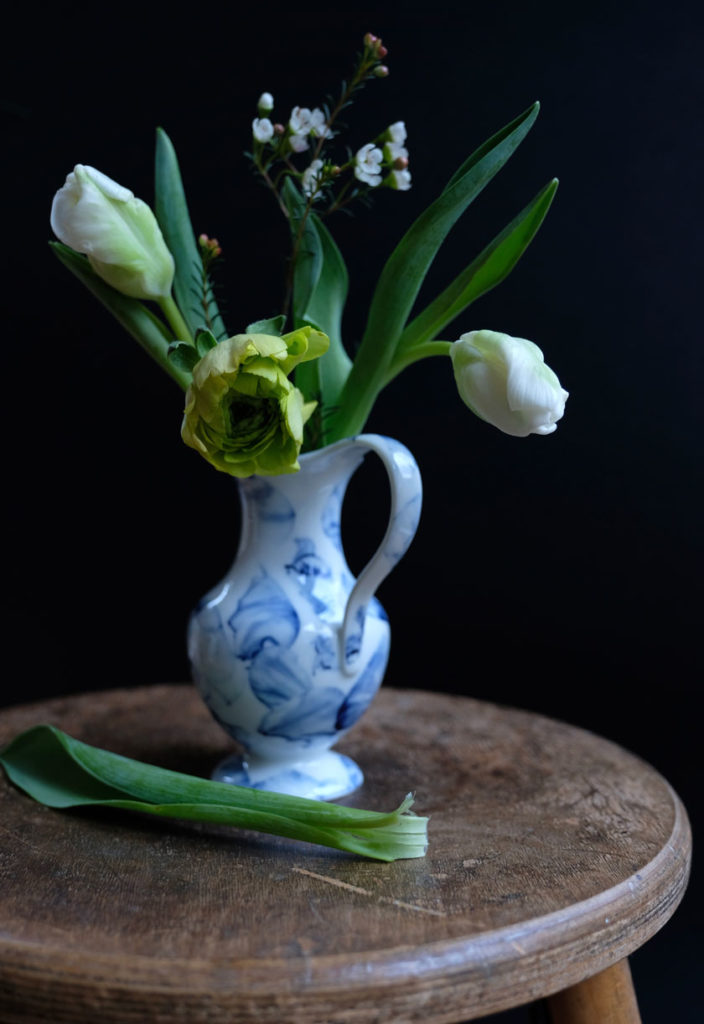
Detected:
[
  {"left": 451, "top": 330, "right": 568, "bottom": 437},
  {"left": 50, "top": 165, "right": 174, "bottom": 300}
]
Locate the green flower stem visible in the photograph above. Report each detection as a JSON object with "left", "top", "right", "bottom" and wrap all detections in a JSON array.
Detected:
[
  {"left": 325, "top": 360, "right": 391, "bottom": 442},
  {"left": 326, "top": 342, "right": 452, "bottom": 441},
  {"left": 381, "top": 341, "right": 452, "bottom": 387},
  {"left": 158, "top": 293, "right": 195, "bottom": 346}
]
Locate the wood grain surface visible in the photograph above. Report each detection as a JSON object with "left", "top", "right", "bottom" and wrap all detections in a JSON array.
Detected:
[{"left": 0, "top": 686, "right": 692, "bottom": 1023}]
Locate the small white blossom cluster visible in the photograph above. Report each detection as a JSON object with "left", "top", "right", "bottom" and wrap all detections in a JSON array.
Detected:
[
  {"left": 252, "top": 92, "right": 276, "bottom": 143},
  {"left": 354, "top": 121, "right": 411, "bottom": 191},
  {"left": 250, "top": 92, "right": 337, "bottom": 203},
  {"left": 251, "top": 94, "right": 333, "bottom": 153},
  {"left": 249, "top": 49, "right": 411, "bottom": 215},
  {"left": 288, "top": 106, "right": 332, "bottom": 152},
  {"left": 301, "top": 159, "right": 324, "bottom": 198}
]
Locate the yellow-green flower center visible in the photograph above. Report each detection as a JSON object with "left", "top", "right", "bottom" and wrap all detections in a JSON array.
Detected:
[{"left": 226, "top": 394, "right": 280, "bottom": 453}]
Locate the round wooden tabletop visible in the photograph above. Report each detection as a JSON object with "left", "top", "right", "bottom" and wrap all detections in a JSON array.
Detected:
[{"left": 0, "top": 685, "right": 691, "bottom": 1023}]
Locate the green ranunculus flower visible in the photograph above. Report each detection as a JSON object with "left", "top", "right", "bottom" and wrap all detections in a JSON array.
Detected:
[{"left": 181, "top": 327, "right": 329, "bottom": 477}]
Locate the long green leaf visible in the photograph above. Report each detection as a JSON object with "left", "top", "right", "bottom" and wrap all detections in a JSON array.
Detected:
[
  {"left": 327, "top": 102, "right": 540, "bottom": 440},
  {"left": 0, "top": 725, "right": 428, "bottom": 862},
  {"left": 154, "top": 128, "right": 227, "bottom": 341},
  {"left": 282, "top": 179, "right": 352, "bottom": 423},
  {"left": 282, "top": 176, "right": 322, "bottom": 327},
  {"left": 49, "top": 243, "right": 191, "bottom": 390},
  {"left": 302, "top": 214, "right": 349, "bottom": 349},
  {"left": 297, "top": 213, "right": 353, "bottom": 421},
  {"left": 397, "top": 178, "right": 559, "bottom": 353}
]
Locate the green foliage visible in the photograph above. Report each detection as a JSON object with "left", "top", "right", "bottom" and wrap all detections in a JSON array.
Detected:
[
  {"left": 1, "top": 726, "right": 428, "bottom": 862},
  {"left": 154, "top": 128, "right": 227, "bottom": 341},
  {"left": 325, "top": 102, "right": 550, "bottom": 440},
  {"left": 246, "top": 315, "right": 287, "bottom": 335},
  {"left": 195, "top": 327, "right": 218, "bottom": 356},
  {"left": 282, "top": 178, "right": 352, "bottom": 439},
  {"left": 397, "top": 178, "right": 559, "bottom": 353},
  {"left": 167, "top": 341, "right": 199, "bottom": 374},
  {"left": 50, "top": 242, "right": 192, "bottom": 390}
]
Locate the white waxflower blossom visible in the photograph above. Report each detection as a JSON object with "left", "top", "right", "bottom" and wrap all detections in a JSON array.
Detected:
[
  {"left": 387, "top": 121, "right": 407, "bottom": 144},
  {"left": 252, "top": 118, "right": 274, "bottom": 143},
  {"left": 289, "top": 106, "right": 330, "bottom": 144},
  {"left": 289, "top": 134, "right": 310, "bottom": 153},
  {"left": 301, "top": 159, "right": 324, "bottom": 198},
  {"left": 450, "top": 330, "right": 568, "bottom": 437},
  {"left": 289, "top": 106, "right": 313, "bottom": 134},
  {"left": 258, "top": 92, "right": 274, "bottom": 112},
  {"left": 355, "top": 143, "right": 384, "bottom": 187},
  {"left": 309, "top": 108, "right": 332, "bottom": 139},
  {"left": 390, "top": 168, "right": 412, "bottom": 191},
  {"left": 385, "top": 141, "right": 409, "bottom": 162}
]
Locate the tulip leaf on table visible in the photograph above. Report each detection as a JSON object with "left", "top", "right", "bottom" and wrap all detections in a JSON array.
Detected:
[
  {"left": 154, "top": 128, "right": 227, "bottom": 343},
  {"left": 397, "top": 177, "right": 559, "bottom": 354},
  {"left": 50, "top": 242, "right": 192, "bottom": 391},
  {"left": 0, "top": 726, "right": 428, "bottom": 862}
]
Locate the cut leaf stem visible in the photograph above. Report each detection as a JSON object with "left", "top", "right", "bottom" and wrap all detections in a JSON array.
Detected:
[{"left": 0, "top": 726, "right": 428, "bottom": 862}]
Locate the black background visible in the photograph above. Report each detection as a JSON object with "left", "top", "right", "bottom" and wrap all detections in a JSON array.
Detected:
[{"left": 3, "top": 2, "right": 701, "bottom": 1019}]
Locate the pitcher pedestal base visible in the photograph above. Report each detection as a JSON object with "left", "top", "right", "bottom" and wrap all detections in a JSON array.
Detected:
[{"left": 212, "top": 750, "right": 364, "bottom": 800}]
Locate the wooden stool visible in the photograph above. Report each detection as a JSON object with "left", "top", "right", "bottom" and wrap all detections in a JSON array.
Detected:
[{"left": 0, "top": 686, "right": 691, "bottom": 1023}]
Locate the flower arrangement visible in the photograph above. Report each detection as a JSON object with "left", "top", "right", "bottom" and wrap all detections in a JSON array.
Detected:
[
  {"left": 49, "top": 33, "right": 567, "bottom": 481},
  {"left": 20, "top": 33, "right": 570, "bottom": 860}
]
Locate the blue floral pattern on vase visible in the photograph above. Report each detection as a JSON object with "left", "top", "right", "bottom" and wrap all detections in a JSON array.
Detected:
[{"left": 188, "top": 434, "right": 422, "bottom": 800}]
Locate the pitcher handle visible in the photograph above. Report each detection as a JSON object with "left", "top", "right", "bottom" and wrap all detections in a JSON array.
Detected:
[{"left": 340, "top": 434, "right": 422, "bottom": 675}]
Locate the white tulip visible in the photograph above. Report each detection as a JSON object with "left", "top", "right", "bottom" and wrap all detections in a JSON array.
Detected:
[
  {"left": 451, "top": 330, "right": 568, "bottom": 437},
  {"left": 50, "top": 165, "right": 174, "bottom": 300}
]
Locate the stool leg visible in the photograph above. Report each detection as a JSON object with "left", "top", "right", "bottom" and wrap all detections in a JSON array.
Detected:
[{"left": 546, "top": 959, "right": 642, "bottom": 1024}]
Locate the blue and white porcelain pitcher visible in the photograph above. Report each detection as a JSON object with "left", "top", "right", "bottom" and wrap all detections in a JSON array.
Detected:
[{"left": 188, "top": 434, "right": 422, "bottom": 799}]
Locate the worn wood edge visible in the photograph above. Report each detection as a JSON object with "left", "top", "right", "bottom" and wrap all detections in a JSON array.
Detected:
[{"left": 0, "top": 780, "right": 691, "bottom": 1024}]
